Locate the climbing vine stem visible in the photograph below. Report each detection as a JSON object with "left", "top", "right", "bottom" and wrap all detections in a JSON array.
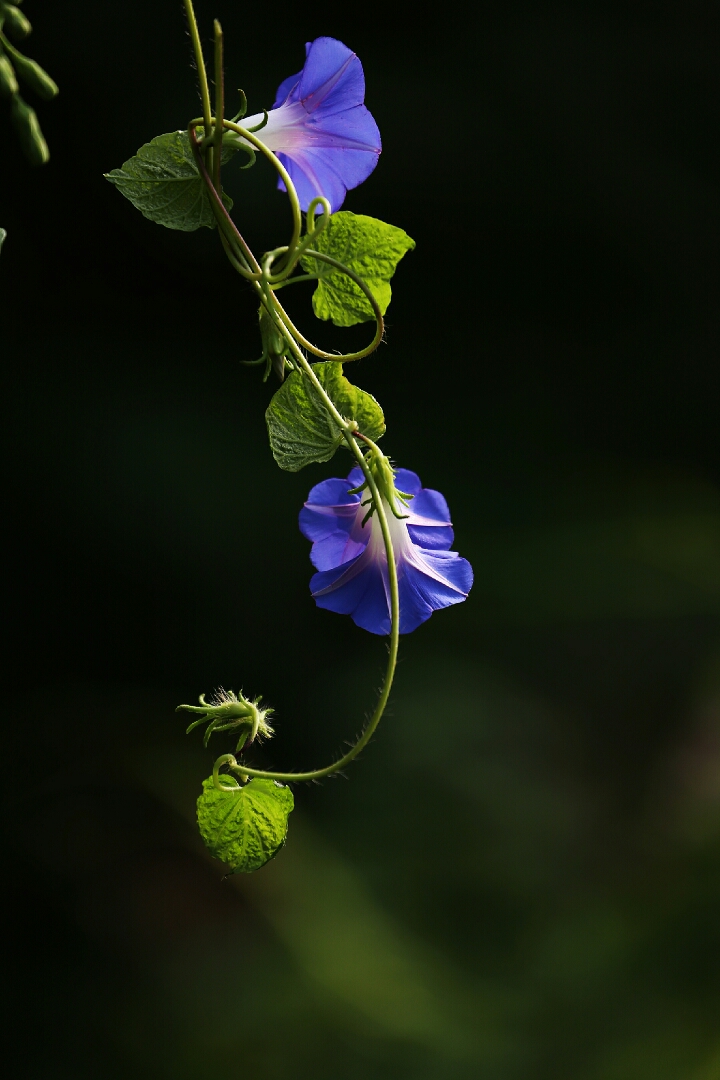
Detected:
[{"left": 181, "top": 4, "right": 398, "bottom": 787}]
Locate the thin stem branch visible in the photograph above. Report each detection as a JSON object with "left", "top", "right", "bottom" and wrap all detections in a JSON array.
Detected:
[
  {"left": 188, "top": 122, "right": 261, "bottom": 277},
  {"left": 212, "top": 20, "right": 225, "bottom": 193},
  {"left": 271, "top": 273, "right": 319, "bottom": 291},
  {"left": 219, "top": 118, "right": 302, "bottom": 260},
  {"left": 228, "top": 474, "right": 399, "bottom": 784},
  {"left": 217, "top": 334, "right": 400, "bottom": 785},
  {"left": 265, "top": 283, "right": 383, "bottom": 364},
  {"left": 263, "top": 200, "right": 331, "bottom": 284},
  {"left": 219, "top": 231, "right": 254, "bottom": 278},
  {"left": 182, "top": 68, "right": 399, "bottom": 784},
  {"left": 0, "top": 29, "right": 26, "bottom": 62},
  {"left": 192, "top": 112, "right": 384, "bottom": 362},
  {"left": 183, "top": 0, "right": 213, "bottom": 174}
]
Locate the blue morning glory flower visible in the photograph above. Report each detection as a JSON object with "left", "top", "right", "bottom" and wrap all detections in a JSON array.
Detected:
[
  {"left": 242, "top": 37, "right": 382, "bottom": 213},
  {"left": 299, "top": 467, "right": 473, "bottom": 635}
]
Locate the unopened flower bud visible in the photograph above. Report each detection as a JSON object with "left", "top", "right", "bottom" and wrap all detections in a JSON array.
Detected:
[
  {"left": 258, "top": 306, "right": 290, "bottom": 383},
  {"left": 10, "top": 93, "right": 49, "bottom": 165},
  {"left": 12, "top": 51, "right": 58, "bottom": 100},
  {"left": 177, "top": 688, "right": 274, "bottom": 752},
  {"left": 0, "top": 52, "right": 18, "bottom": 97},
  {"left": 1, "top": 4, "right": 32, "bottom": 39}
]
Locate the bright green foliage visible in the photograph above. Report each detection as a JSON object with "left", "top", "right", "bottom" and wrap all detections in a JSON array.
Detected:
[
  {"left": 301, "top": 211, "right": 415, "bottom": 327},
  {"left": 318, "top": 361, "right": 386, "bottom": 444},
  {"left": 197, "top": 775, "right": 294, "bottom": 874},
  {"left": 265, "top": 360, "right": 385, "bottom": 471},
  {"left": 104, "top": 131, "right": 235, "bottom": 231}
]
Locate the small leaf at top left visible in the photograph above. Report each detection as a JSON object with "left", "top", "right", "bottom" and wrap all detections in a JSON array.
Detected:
[{"left": 104, "top": 131, "right": 235, "bottom": 231}]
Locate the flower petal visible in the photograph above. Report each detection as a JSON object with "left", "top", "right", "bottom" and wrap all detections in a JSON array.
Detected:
[
  {"left": 277, "top": 144, "right": 379, "bottom": 214},
  {"left": 308, "top": 531, "right": 368, "bottom": 571},
  {"left": 351, "top": 567, "right": 392, "bottom": 634},
  {"left": 406, "top": 523, "right": 455, "bottom": 551},
  {"left": 262, "top": 103, "right": 380, "bottom": 153},
  {"left": 300, "top": 477, "right": 359, "bottom": 532},
  {"left": 301, "top": 466, "right": 473, "bottom": 634},
  {"left": 404, "top": 549, "right": 474, "bottom": 610},
  {"left": 407, "top": 486, "right": 451, "bottom": 523},
  {"left": 396, "top": 572, "right": 435, "bottom": 634},
  {"left": 309, "top": 541, "right": 472, "bottom": 636},
  {"left": 405, "top": 487, "right": 454, "bottom": 550},
  {"left": 272, "top": 60, "right": 304, "bottom": 109},
  {"left": 305, "top": 475, "right": 359, "bottom": 507},
  {"left": 248, "top": 37, "right": 381, "bottom": 213},
  {"left": 299, "top": 479, "right": 359, "bottom": 537},
  {"left": 392, "top": 469, "right": 423, "bottom": 496},
  {"left": 300, "top": 475, "right": 369, "bottom": 567},
  {"left": 311, "top": 551, "right": 391, "bottom": 635},
  {"left": 290, "top": 38, "right": 367, "bottom": 117}
]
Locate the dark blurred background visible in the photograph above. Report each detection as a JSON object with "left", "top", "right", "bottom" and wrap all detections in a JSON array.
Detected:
[{"left": 2, "top": 1, "right": 720, "bottom": 1077}]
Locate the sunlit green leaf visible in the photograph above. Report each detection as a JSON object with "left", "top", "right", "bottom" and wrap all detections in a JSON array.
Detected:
[
  {"left": 104, "top": 131, "right": 235, "bottom": 231},
  {"left": 197, "top": 775, "right": 294, "bottom": 874},
  {"left": 301, "top": 211, "right": 415, "bottom": 327},
  {"left": 265, "top": 361, "right": 385, "bottom": 471}
]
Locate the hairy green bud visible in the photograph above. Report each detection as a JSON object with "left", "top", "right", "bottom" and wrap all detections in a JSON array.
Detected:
[{"left": 177, "top": 688, "right": 275, "bottom": 753}]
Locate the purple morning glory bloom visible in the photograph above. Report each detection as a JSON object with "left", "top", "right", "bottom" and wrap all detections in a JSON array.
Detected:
[
  {"left": 242, "top": 37, "right": 381, "bottom": 213},
  {"left": 299, "top": 467, "right": 473, "bottom": 635}
]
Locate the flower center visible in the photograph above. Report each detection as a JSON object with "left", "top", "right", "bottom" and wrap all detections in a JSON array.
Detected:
[{"left": 363, "top": 496, "right": 414, "bottom": 566}]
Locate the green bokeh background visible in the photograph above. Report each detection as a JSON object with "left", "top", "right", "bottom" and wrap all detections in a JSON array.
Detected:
[{"left": 3, "top": 1, "right": 720, "bottom": 1076}]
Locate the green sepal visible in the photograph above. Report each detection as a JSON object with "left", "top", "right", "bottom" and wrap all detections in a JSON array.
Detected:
[
  {"left": 301, "top": 211, "right": 415, "bottom": 327},
  {"left": 197, "top": 775, "right": 294, "bottom": 874},
  {"left": 104, "top": 131, "right": 236, "bottom": 231},
  {"left": 265, "top": 360, "right": 385, "bottom": 472},
  {"left": 177, "top": 688, "right": 274, "bottom": 752},
  {"left": 257, "top": 306, "right": 290, "bottom": 383}
]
